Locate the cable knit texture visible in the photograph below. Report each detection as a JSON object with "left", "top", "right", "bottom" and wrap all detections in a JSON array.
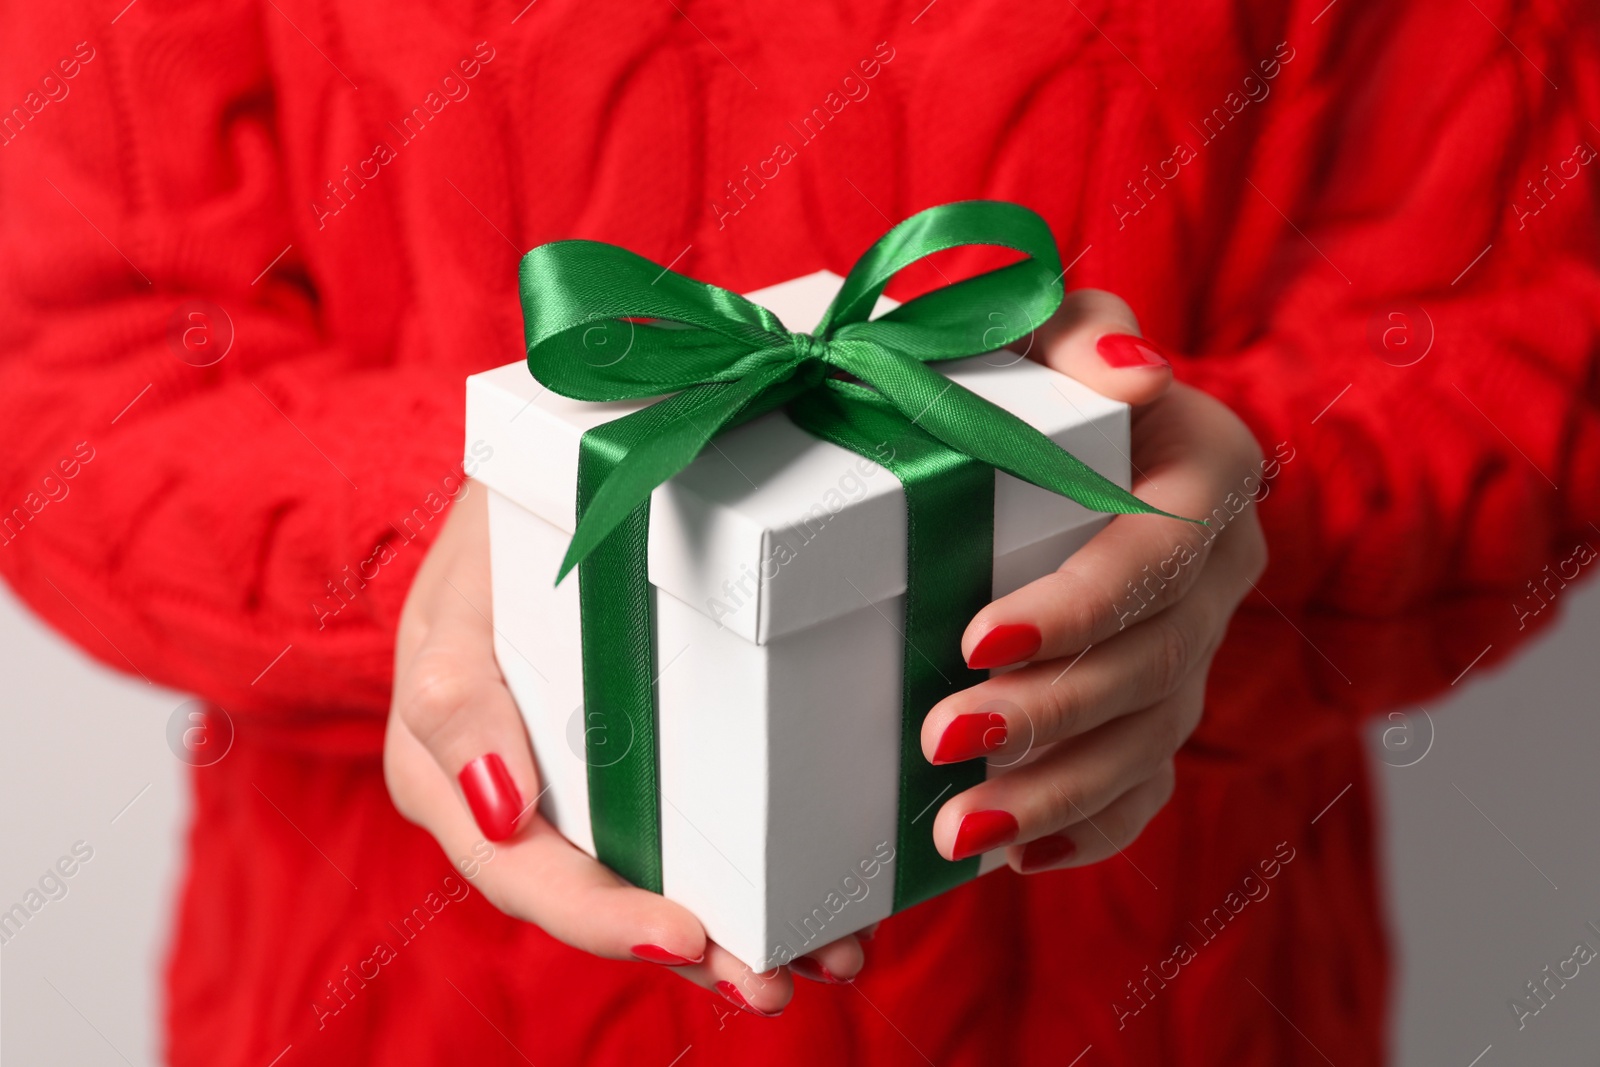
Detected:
[{"left": 2, "top": 0, "right": 1598, "bottom": 1063}]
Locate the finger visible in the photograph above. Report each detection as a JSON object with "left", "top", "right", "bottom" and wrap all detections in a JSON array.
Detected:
[
  {"left": 925, "top": 540, "right": 1244, "bottom": 762},
  {"left": 790, "top": 935, "right": 865, "bottom": 985},
  {"left": 394, "top": 575, "right": 541, "bottom": 843},
  {"left": 693, "top": 943, "right": 795, "bottom": 1017},
  {"left": 1027, "top": 288, "right": 1171, "bottom": 407},
  {"left": 930, "top": 686, "right": 1198, "bottom": 860},
  {"left": 386, "top": 710, "right": 713, "bottom": 968},
  {"left": 1008, "top": 760, "right": 1176, "bottom": 874},
  {"left": 962, "top": 389, "right": 1263, "bottom": 669}
]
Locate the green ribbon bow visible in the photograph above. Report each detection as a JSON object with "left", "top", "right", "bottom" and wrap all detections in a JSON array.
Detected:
[{"left": 520, "top": 200, "right": 1169, "bottom": 910}]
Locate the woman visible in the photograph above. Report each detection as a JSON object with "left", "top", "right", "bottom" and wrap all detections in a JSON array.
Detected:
[{"left": 2, "top": 0, "right": 1596, "bottom": 1062}]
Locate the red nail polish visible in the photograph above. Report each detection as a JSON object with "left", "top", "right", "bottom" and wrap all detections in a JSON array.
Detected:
[
  {"left": 715, "top": 980, "right": 783, "bottom": 1017},
  {"left": 1019, "top": 833, "right": 1078, "bottom": 872},
  {"left": 857, "top": 923, "right": 879, "bottom": 942},
  {"left": 790, "top": 956, "right": 847, "bottom": 984},
  {"left": 631, "top": 944, "right": 702, "bottom": 966},
  {"left": 966, "top": 623, "right": 1041, "bottom": 670},
  {"left": 1096, "top": 333, "right": 1171, "bottom": 369},
  {"left": 932, "top": 712, "right": 1008, "bottom": 765},
  {"left": 458, "top": 754, "right": 526, "bottom": 842},
  {"left": 951, "top": 809, "right": 1019, "bottom": 860}
]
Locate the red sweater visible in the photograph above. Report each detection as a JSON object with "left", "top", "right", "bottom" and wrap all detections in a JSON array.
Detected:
[{"left": 3, "top": 1, "right": 1598, "bottom": 1063}]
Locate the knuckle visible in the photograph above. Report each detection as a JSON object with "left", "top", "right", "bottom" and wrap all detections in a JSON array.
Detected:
[
  {"left": 1216, "top": 405, "right": 1267, "bottom": 468},
  {"left": 1034, "top": 678, "right": 1085, "bottom": 743},
  {"left": 1154, "top": 760, "right": 1178, "bottom": 806},
  {"left": 1047, "top": 566, "right": 1118, "bottom": 641},
  {"left": 1134, "top": 710, "right": 1188, "bottom": 786},
  {"left": 1150, "top": 709, "right": 1190, "bottom": 766},
  {"left": 1119, "top": 766, "right": 1178, "bottom": 846},
  {"left": 1100, "top": 805, "right": 1137, "bottom": 848},
  {"left": 1241, "top": 517, "right": 1269, "bottom": 584},
  {"left": 1045, "top": 778, "right": 1090, "bottom": 828},
  {"left": 401, "top": 659, "right": 471, "bottom": 745},
  {"left": 1151, "top": 618, "right": 1197, "bottom": 697}
]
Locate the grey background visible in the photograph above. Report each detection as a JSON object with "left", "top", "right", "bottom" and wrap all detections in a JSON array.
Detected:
[{"left": 0, "top": 574, "right": 1596, "bottom": 1065}]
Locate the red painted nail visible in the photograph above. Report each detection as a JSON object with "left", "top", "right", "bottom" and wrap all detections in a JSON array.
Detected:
[
  {"left": 1096, "top": 333, "right": 1171, "bottom": 369},
  {"left": 966, "top": 623, "right": 1041, "bottom": 670},
  {"left": 458, "top": 754, "right": 526, "bottom": 842},
  {"left": 857, "top": 923, "right": 879, "bottom": 942},
  {"left": 790, "top": 956, "right": 847, "bottom": 984},
  {"left": 952, "top": 809, "right": 1019, "bottom": 860},
  {"left": 715, "top": 980, "right": 783, "bottom": 1017},
  {"left": 932, "top": 712, "right": 1008, "bottom": 765},
  {"left": 1019, "top": 833, "right": 1078, "bottom": 872},
  {"left": 631, "top": 944, "right": 702, "bottom": 966}
]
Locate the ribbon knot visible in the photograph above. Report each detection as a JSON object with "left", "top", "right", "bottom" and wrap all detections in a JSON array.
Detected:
[
  {"left": 518, "top": 200, "right": 1181, "bottom": 584},
  {"left": 790, "top": 330, "right": 831, "bottom": 369}
]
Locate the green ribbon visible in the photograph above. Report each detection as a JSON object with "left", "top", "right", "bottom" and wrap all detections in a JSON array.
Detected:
[
  {"left": 787, "top": 382, "right": 995, "bottom": 909},
  {"left": 519, "top": 200, "right": 1171, "bottom": 902}
]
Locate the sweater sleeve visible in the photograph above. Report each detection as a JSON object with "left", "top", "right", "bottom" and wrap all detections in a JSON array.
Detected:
[
  {"left": 0, "top": 2, "right": 463, "bottom": 746},
  {"left": 1182, "top": 0, "right": 1600, "bottom": 763}
]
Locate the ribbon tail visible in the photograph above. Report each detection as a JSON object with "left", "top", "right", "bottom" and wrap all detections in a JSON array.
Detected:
[
  {"left": 558, "top": 364, "right": 796, "bottom": 584},
  {"left": 571, "top": 361, "right": 791, "bottom": 891},
  {"left": 830, "top": 344, "right": 1192, "bottom": 523}
]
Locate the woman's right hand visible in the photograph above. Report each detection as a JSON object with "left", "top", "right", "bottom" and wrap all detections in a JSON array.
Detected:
[{"left": 383, "top": 483, "right": 865, "bottom": 1016}]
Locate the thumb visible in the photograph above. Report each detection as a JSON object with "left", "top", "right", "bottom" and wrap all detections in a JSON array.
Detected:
[
  {"left": 1023, "top": 288, "right": 1172, "bottom": 408},
  {"left": 391, "top": 488, "right": 540, "bottom": 844}
]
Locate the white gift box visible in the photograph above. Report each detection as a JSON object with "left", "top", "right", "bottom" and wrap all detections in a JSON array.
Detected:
[{"left": 465, "top": 270, "right": 1129, "bottom": 971}]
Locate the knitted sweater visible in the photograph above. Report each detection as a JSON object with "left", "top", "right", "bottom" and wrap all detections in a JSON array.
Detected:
[{"left": 2, "top": 1, "right": 1597, "bottom": 1063}]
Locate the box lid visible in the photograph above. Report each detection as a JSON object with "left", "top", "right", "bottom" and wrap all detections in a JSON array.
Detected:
[{"left": 466, "top": 271, "right": 1129, "bottom": 645}]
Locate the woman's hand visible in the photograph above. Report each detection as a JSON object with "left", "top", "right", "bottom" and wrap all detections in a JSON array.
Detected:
[
  {"left": 921, "top": 289, "right": 1269, "bottom": 871},
  {"left": 384, "top": 486, "right": 864, "bottom": 1017}
]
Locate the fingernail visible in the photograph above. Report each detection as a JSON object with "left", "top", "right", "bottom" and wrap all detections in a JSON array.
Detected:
[
  {"left": 715, "top": 980, "right": 783, "bottom": 1017},
  {"left": 1096, "top": 333, "right": 1170, "bottom": 369},
  {"left": 458, "top": 753, "right": 526, "bottom": 842},
  {"left": 932, "top": 712, "right": 1008, "bottom": 765},
  {"left": 631, "top": 944, "right": 703, "bottom": 966},
  {"left": 857, "top": 922, "right": 879, "bottom": 942},
  {"left": 790, "top": 956, "right": 848, "bottom": 984},
  {"left": 966, "top": 623, "right": 1041, "bottom": 670},
  {"left": 951, "top": 809, "right": 1019, "bottom": 860},
  {"left": 1019, "top": 833, "right": 1078, "bottom": 872}
]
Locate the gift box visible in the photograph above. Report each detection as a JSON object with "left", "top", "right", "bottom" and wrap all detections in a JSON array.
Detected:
[{"left": 464, "top": 205, "right": 1145, "bottom": 971}]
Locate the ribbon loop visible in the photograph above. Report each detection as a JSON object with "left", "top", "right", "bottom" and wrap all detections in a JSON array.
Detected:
[{"left": 814, "top": 200, "right": 1063, "bottom": 339}]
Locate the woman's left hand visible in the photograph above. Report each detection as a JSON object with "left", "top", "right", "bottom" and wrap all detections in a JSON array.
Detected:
[{"left": 921, "top": 289, "right": 1269, "bottom": 873}]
